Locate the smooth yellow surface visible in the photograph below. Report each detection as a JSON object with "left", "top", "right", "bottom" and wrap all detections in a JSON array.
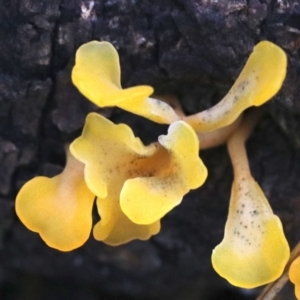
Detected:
[
  {"left": 15, "top": 152, "right": 95, "bottom": 251},
  {"left": 70, "top": 113, "right": 207, "bottom": 243},
  {"left": 72, "top": 41, "right": 179, "bottom": 124},
  {"left": 212, "top": 176, "right": 290, "bottom": 288},
  {"left": 185, "top": 41, "right": 287, "bottom": 132},
  {"left": 70, "top": 113, "right": 161, "bottom": 244},
  {"left": 289, "top": 257, "right": 300, "bottom": 300},
  {"left": 120, "top": 121, "right": 208, "bottom": 224},
  {"left": 230, "top": 41, "right": 287, "bottom": 107}
]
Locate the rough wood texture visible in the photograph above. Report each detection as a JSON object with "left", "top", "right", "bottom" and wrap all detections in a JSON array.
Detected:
[{"left": 0, "top": 0, "right": 300, "bottom": 299}]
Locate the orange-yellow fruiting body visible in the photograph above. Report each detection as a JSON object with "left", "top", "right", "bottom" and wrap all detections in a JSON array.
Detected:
[
  {"left": 212, "top": 175, "right": 290, "bottom": 288},
  {"left": 72, "top": 41, "right": 179, "bottom": 124},
  {"left": 15, "top": 151, "right": 95, "bottom": 251},
  {"left": 120, "top": 120, "right": 207, "bottom": 224},
  {"left": 228, "top": 41, "right": 287, "bottom": 107},
  {"left": 212, "top": 111, "right": 290, "bottom": 288},
  {"left": 289, "top": 257, "right": 300, "bottom": 300},
  {"left": 184, "top": 41, "right": 287, "bottom": 132},
  {"left": 70, "top": 113, "right": 207, "bottom": 245}
]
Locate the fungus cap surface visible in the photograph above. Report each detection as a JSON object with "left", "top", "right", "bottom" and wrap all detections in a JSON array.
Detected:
[
  {"left": 120, "top": 121, "right": 208, "bottom": 224},
  {"left": 70, "top": 113, "right": 207, "bottom": 244},
  {"left": 185, "top": 41, "right": 287, "bottom": 132},
  {"left": 212, "top": 175, "right": 290, "bottom": 288},
  {"left": 15, "top": 152, "right": 95, "bottom": 251},
  {"left": 72, "top": 41, "right": 179, "bottom": 124},
  {"left": 229, "top": 40, "right": 287, "bottom": 107},
  {"left": 70, "top": 113, "right": 163, "bottom": 244}
]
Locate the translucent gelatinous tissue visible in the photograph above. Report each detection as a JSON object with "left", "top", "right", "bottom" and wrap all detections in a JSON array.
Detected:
[
  {"left": 185, "top": 41, "right": 287, "bottom": 132},
  {"left": 72, "top": 41, "right": 179, "bottom": 124},
  {"left": 212, "top": 111, "right": 289, "bottom": 288},
  {"left": 15, "top": 152, "right": 95, "bottom": 251},
  {"left": 212, "top": 175, "right": 290, "bottom": 288},
  {"left": 70, "top": 113, "right": 207, "bottom": 245}
]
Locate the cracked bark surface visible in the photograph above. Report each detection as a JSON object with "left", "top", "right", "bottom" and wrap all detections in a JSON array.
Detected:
[{"left": 0, "top": 0, "right": 300, "bottom": 299}]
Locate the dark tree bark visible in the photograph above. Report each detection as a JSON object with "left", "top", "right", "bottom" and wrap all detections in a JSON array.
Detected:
[{"left": 0, "top": 0, "right": 300, "bottom": 299}]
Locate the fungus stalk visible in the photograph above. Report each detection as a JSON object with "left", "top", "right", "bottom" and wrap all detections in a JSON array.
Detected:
[
  {"left": 198, "top": 114, "right": 243, "bottom": 150},
  {"left": 227, "top": 112, "right": 258, "bottom": 182},
  {"left": 211, "top": 112, "right": 290, "bottom": 288},
  {"left": 156, "top": 94, "right": 245, "bottom": 150}
]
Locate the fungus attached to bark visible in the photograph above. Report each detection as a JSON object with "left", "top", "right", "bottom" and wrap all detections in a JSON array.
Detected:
[
  {"left": 72, "top": 41, "right": 179, "bottom": 124},
  {"left": 16, "top": 37, "right": 289, "bottom": 273},
  {"left": 15, "top": 151, "right": 95, "bottom": 251},
  {"left": 72, "top": 40, "right": 286, "bottom": 134},
  {"left": 289, "top": 257, "right": 300, "bottom": 300},
  {"left": 70, "top": 113, "right": 207, "bottom": 245},
  {"left": 15, "top": 112, "right": 207, "bottom": 249},
  {"left": 211, "top": 113, "right": 290, "bottom": 288},
  {"left": 183, "top": 41, "right": 287, "bottom": 132}
]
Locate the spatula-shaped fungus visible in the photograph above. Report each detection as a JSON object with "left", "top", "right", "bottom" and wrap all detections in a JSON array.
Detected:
[
  {"left": 70, "top": 113, "right": 207, "bottom": 245},
  {"left": 15, "top": 151, "right": 95, "bottom": 251},
  {"left": 211, "top": 114, "right": 289, "bottom": 288},
  {"left": 72, "top": 41, "right": 179, "bottom": 124},
  {"left": 184, "top": 41, "right": 287, "bottom": 132}
]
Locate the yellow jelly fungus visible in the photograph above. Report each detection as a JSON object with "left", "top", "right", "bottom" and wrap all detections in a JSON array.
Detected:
[
  {"left": 212, "top": 176, "right": 290, "bottom": 288},
  {"left": 70, "top": 113, "right": 207, "bottom": 245},
  {"left": 184, "top": 41, "right": 287, "bottom": 132},
  {"left": 15, "top": 151, "right": 95, "bottom": 251},
  {"left": 289, "top": 257, "right": 300, "bottom": 300},
  {"left": 211, "top": 113, "right": 289, "bottom": 288},
  {"left": 120, "top": 120, "right": 207, "bottom": 224},
  {"left": 72, "top": 41, "right": 179, "bottom": 124}
]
